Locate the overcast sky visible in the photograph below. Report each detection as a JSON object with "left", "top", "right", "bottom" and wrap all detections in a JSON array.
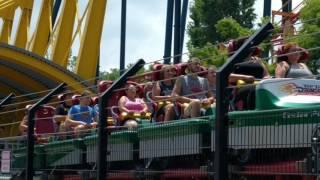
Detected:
[{"left": 3, "top": 0, "right": 303, "bottom": 72}]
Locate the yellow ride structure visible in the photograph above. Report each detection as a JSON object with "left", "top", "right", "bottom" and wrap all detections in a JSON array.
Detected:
[{"left": 0, "top": 0, "right": 107, "bottom": 136}]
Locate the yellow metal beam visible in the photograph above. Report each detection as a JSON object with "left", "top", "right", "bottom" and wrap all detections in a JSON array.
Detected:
[
  {"left": 51, "top": 0, "right": 76, "bottom": 68},
  {"left": 0, "top": 19, "right": 13, "bottom": 43},
  {"left": 14, "top": 0, "right": 33, "bottom": 48},
  {"left": 76, "top": 0, "right": 106, "bottom": 82},
  {"left": 14, "top": 7, "right": 32, "bottom": 48},
  {"left": 30, "top": 0, "right": 53, "bottom": 56},
  {"left": 0, "top": 65, "right": 47, "bottom": 92},
  {"left": 0, "top": 45, "right": 88, "bottom": 93}
]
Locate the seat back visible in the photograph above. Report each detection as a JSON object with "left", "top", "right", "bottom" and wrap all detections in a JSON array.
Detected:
[{"left": 35, "top": 106, "right": 56, "bottom": 135}]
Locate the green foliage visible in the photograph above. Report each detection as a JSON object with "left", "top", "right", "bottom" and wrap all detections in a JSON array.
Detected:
[
  {"left": 100, "top": 68, "right": 120, "bottom": 80},
  {"left": 189, "top": 42, "right": 228, "bottom": 67},
  {"left": 188, "top": 0, "right": 256, "bottom": 47},
  {"left": 294, "top": 0, "right": 320, "bottom": 72},
  {"left": 67, "top": 55, "right": 77, "bottom": 72},
  {"left": 215, "top": 18, "right": 252, "bottom": 42},
  {"left": 99, "top": 63, "right": 146, "bottom": 81}
]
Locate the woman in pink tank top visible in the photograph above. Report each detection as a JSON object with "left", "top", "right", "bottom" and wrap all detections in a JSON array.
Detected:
[{"left": 118, "top": 84, "right": 148, "bottom": 128}]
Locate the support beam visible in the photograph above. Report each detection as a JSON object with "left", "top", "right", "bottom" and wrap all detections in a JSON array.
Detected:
[
  {"left": 120, "top": 0, "right": 127, "bottom": 75},
  {"left": 0, "top": 19, "right": 13, "bottom": 43},
  {"left": 263, "top": 0, "right": 271, "bottom": 17},
  {"left": 26, "top": 83, "right": 65, "bottom": 180},
  {"left": 14, "top": 0, "right": 34, "bottom": 48},
  {"left": 282, "top": 0, "right": 292, "bottom": 13},
  {"left": 0, "top": 6, "right": 15, "bottom": 44},
  {"left": 51, "top": 0, "right": 76, "bottom": 68},
  {"left": 30, "top": 0, "right": 53, "bottom": 56},
  {"left": 97, "top": 59, "right": 145, "bottom": 180},
  {"left": 173, "top": 0, "right": 181, "bottom": 64},
  {"left": 163, "top": 0, "right": 174, "bottom": 64},
  {"left": 52, "top": 0, "right": 62, "bottom": 27},
  {"left": 214, "top": 23, "right": 273, "bottom": 180},
  {"left": 179, "top": 0, "right": 188, "bottom": 56},
  {"left": 76, "top": 0, "right": 107, "bottom": 82}
]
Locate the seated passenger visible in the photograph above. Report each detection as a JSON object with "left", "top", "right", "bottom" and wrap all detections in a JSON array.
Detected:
[
  {"left": 152, "top": 65, "right": 176, "bottom": 121},
  {"left": 207, "top": 66, "right": 217, "bottom": 96},
  {"left": 228, "top": 38, "right": 270, "bottom": 110},
  {"left": 275, "top": 43, "right": 312, "bottom": 78},
  {"left": 54, "top": 90, "right": 73, "bottom": 137},
  {"left": 66, "top": 91, "right": 97, "bottom": 136},
  {"left": 118, "top": 84, "right": 149, "bottom": 128},
  {"left": 19, "top": 105, "right": 32, "bottom": 135},
  {"left": 172, "top": 58, "right": 214, "bottom": 118}
]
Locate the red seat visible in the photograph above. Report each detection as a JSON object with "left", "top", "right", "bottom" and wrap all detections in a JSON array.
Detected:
[{"left": 35, "top": 106, "right": 56, "bottom": 135}]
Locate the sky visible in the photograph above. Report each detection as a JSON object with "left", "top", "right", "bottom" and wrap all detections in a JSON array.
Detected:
[
  {"left": 99, "top": 0, "right": 302, "bottom": 72},
  {"left": 1, "top": 0, "right": 303, "bottom": 72}
]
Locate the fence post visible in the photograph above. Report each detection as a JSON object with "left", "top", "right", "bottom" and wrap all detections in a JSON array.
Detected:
[
  {"left": 214, "top": 23, "right": 273, "bottom": 180},
  {"left": 0, "top": 93, "right": 15, "bottom": 110},
  {"left": 26, "top": 83, "right": 66, "bottom": 180},
  {"left": 97, "top": 59, "right": 145, "bottom": 180}
]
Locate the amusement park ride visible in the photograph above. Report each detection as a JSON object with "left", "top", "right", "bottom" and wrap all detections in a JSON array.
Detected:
[{"left": 0, "top": 0, "right": 319, "bottom": 179}]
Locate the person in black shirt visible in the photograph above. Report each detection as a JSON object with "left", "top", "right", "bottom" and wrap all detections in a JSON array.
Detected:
[{"left": 54, "top": 90, "right": 73, "bottom": 136}]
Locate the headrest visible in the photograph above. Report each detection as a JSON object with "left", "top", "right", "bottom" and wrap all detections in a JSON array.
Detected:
[
  {"left": 152, "top": 63, "right": 164, "bottom": 81},
  {"left": 92, "top": 96, "right": 99, "bottom": 105},
  {"left": 228, "top": 38, "right": 261, "bottom": 56},
  {"left": 98, "top": 80, "right": 113, "bottom": 93},
  {"left": 276, "top": 44, "right": 309, "bottom": 63},
  {"left": 72, "top": 95, "right": 81, "bottom": 105}
]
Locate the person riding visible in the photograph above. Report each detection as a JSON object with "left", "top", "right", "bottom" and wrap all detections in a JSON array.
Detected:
[
  {"left": 118, "top": 84, "right": 149, "bottom": 128},
  {"left": 172, "top": 57, "right": 214, "bottom": 118},
  {"left": 54, "top": 90, "right": 74, "bottom": 137},
  {"left": 229, "top": 38, "right": 271, "bottom": 109},
  {"left": 152, "top": 65, "right": 177, "bottom": 121},
  {"left": 275, "top": 43, "right": 312, "bottom": 78},
  {"left": 66, "top": 91, "right": 97, "bottom": 136}
]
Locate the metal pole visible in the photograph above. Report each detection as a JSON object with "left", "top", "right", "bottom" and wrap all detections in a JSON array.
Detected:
[
  {"left": 97, "top": 59, "right": 145, "bottom": 180},
  {"left": 52, "top": 0, "right": 62, "bottom": 27},
  {"left": 164, "top": 0, "right": 174, "bottom": 64},
  {"left": 120, "top": 0, "right": 127, "bottom": 75},
  {"left": 26, "top": 83, "right": 66, "bottom": 180},
  {"left": 180, "top": 0, "right": 189, "bottom": 55},
  {"left": 282, "top": 0, "right": 292, "bottom": 12},
  {"left": 214, "top": 23, "right": 273, "bottom": 180},
  {"left": 263, "top": 0, "right": 271, "bottom": 17},
  {"left": 173, "top": 0, "right": 181, "bottom": 64},
  {"left": 0, "top": 93, "right": 15, "bottom": 110}
]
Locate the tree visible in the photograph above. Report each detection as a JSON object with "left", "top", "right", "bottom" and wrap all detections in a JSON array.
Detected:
[
  {"left": 100, "top": 68, "right": 120, "bottom": 80},
  {"left": 67, "top": 55, "right": 77, "bottom": 72},
  {"left": 188, "top": 0, "right": 256, "bottom": 48},
  {"left": 294, "top": 0, "right": 320, "bottom": 73},
  {"left": 188, "top": 17, "right": 251, "bottom": 68},
  {"left": 189, "top": 42, "right": 228, "bottom": 67},
  {"left": 215, "top": 18, "right": 252, "bottom": 42}
]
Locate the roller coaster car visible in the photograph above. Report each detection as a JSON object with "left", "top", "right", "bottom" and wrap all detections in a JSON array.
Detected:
[{"left": 226, "top": 78, "right": 320, "bottom": 165}]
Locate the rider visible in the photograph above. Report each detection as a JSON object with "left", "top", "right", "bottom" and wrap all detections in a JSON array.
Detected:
[{"left": 172, "top": 57, "right": 214, "bottom": 118}]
